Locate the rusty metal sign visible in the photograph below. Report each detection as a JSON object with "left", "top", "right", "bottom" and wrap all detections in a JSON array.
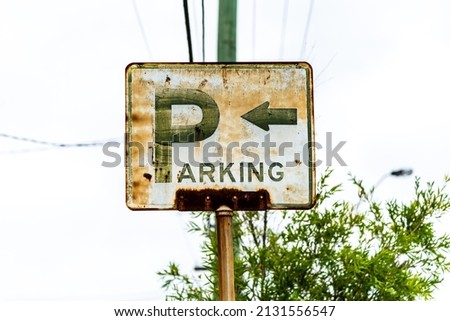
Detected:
[{"left": 126, "top": 63, "right": 315, "bottom": 211}]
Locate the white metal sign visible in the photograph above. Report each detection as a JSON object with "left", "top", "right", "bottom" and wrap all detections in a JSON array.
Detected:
[{"left": 126, "top": 63, "right": 315, "bottom": 211}]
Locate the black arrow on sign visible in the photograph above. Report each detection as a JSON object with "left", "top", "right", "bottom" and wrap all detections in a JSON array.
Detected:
[{"left": 240, "top": 101, "right": 297, "bottom": 131}]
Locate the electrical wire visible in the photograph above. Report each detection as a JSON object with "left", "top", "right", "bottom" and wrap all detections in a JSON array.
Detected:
[
  {"left": 201, "top": 0, "right": 205, "bottom": 62},
  {"left": 183, "top": 0, "right": 194, "bottom": 62},
  {"left": 252, "top": 0, "right": 257, "bottom": 60},
  {"left": 279, "top": 0, "right": 290, "bottom": 60},
  {"left": 315, "top": 52, "right": 337, "bottom": 82},
  {"left": 0, "top": 133, "right": 121, "bottom": 154},
  {"left": 131, "top": 0, "right": 153, "bottom": 59},
  {"left": 189, "top": 0, "right": 201, "bottom": 62},
  {"left": 0, "top": 146, "right": 56, "bottom": 155},
  {"left": 300, "top": 0, "right": 314, "bottom": 59}
]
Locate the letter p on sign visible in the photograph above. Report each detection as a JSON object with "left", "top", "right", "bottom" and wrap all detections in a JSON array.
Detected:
[{"left": 154, "top": 88, "right": 219, "bottom": 183}]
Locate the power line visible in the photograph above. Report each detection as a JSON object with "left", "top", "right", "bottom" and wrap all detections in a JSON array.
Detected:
[
  {"left": 0, "top": 146, "right": 56, "bottom": 155},
  {"left": 315, "top": 52, "right": 337, "bottom": 83},
  {"left": 183, "top": 0, "right": 194, "bottom": 62},
  {"left": 0, "top": 133, "right": 121, "bottom": 154},
  {"left": 201, "top": 0, "right": 205, "bottom": 62},
  {"left": 279, "top": 0, "right": 290, "bottom": 60},
  {"left": 252, "top": 0, "right": 256, "bottom": 60},
  {"left": 131, "top": 0, "right": 153, "bottom": 59},
  {"left": 300, "top": 0, "right": 314, "bottom": 59},
  {"left": 189, "top": 0, "right": 201, "bottom": 62}
]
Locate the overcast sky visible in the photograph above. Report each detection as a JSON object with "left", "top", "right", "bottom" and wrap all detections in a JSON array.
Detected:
[{"left": 1, "top": 0, "right": 450, "bottom": 300}]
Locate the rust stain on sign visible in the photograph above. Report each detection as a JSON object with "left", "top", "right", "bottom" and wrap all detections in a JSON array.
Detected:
[
  {"left": 176, "top": 188, "right": 268, "bottom": 211},
  {"left": 125, "top": 63, "right": 315, "bottom": 211}
]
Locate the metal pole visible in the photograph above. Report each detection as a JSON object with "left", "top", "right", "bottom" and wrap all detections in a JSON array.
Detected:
[
  {"left": 216, "top": 1, "right": 237, "bottom": 300},
  {"left": 217, "top": 0, "right": 237, "bottom": 62},
  {"left": 215, "top": 205, "right": 235, "bottom": 300}
]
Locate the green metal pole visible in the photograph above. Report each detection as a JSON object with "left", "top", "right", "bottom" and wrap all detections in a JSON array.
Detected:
[
  {"left": 217, "top": 0, "right": 237, "bottom": 301},
  {"left": 217, "top": 0, "right": 237, "bottom": 62}
]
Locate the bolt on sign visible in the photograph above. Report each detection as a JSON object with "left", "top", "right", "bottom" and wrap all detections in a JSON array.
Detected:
[{"left": 126, "top": 63, "right": 315, "bottom": 211}]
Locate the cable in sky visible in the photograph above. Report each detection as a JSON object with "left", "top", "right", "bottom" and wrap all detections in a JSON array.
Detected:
[
  {"left": 131, "top": 0, "right": 153, "bottom": 60},
  {"left": 183, "top": 0, "right": 194, "bottom": 62},
  {"left": 0, "top": 147, "right": 55, "bottom": 155},
  {"left": 252, "top": 0, "right": 256, "bottom": 60},
  {"left": 202, "top": 0, "right": 205, "bottom": 62},
  {"left": 0, "top": 132, "right": 120, "bottom": 149},
  {"left": 315, "top": 52, "right": 337, "bottom": 84},
  {"left": 300, "top": 0, "right": 314, "bottom": 59},
  {"left": 279, "top": 0, "right": 290, "bottom": 60}
]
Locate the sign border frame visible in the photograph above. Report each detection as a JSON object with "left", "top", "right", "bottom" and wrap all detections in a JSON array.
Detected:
[{"left": 125, "top": 62, "right": 315, "bottom": 211}]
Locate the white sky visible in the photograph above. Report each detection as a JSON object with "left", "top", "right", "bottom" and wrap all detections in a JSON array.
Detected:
[{"left": 0, "top": 0, "right": 449, "bottom": 300}]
